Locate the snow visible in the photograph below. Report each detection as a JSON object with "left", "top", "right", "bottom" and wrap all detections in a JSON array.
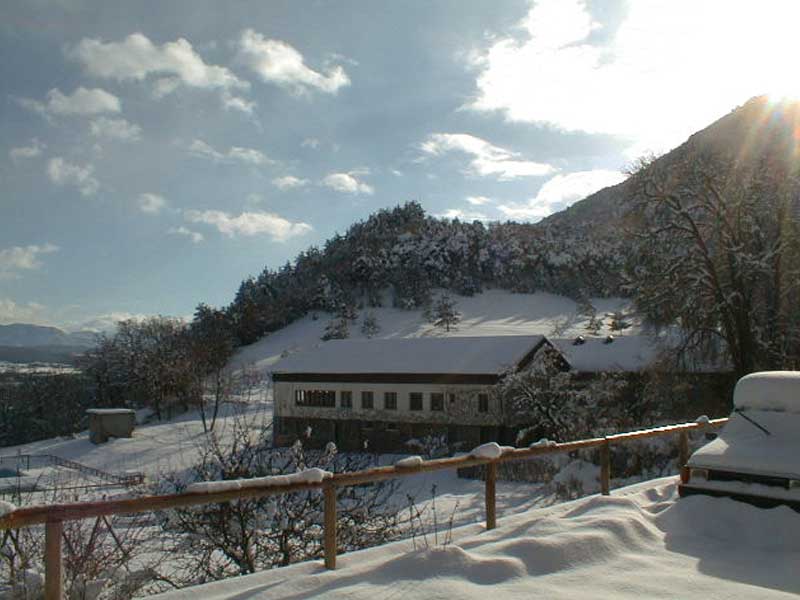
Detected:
[
  {"left": 550, "top": 335, "right": 659, "bottom": 372},
  {"left": 395, "top": 456, "right": 424, "bottom": 469},
  {"left": 271, "top": 335, "right": 544, "bottom": 376},
  {"left": 695, "top": 414, "right": 710, "bottom": 424},
  {"left": 551, "top": 459, "right": 600, "bottom": 494},
  {"left": 469, "top": 442, "right": 503, "bottom": 460},
  {"left": 688, "top": 410, "right": 800, "bottom": 479},
  {"left": 530, "top": 438, "right": 557, "bottom": 448},
  {"left": 86, "top": 408, "right": 136, "bottom": 416},
  {"left": 229, "top": 289, "right": 633, "bottom": 373},
  {"left": 152, "top": 478, "right": 800, "bottom": 600},
  {"left": 733, "top": 371, "right": 800, "bottom": 412},
  {"left": 0, "top": 500, "right": 16, "bottom": 516},
  {"left": 186, "top": 468, "right": 333, "bottom": 494}
]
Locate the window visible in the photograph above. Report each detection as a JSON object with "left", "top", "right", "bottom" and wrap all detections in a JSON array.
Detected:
[
  {"left": 361, "top": 391, "right": 374, "bottom": 410},
  {"left": 384, "top": 391, "right": 397, "bottom": 410},
  {"left": 386, "top": 422, "right": 399, "bottom": 432},
  {"left": 448, "top": 393, "right": 456, "bottom": 404},
  {"left": 478, "top": 393, "right": 489, "bottom": 413},
  {"left": 430, "top": 393, "right": 444, "bottom": 411},
  {"left": 341, "top": 391, "right": 353, "bottom": 408},
  {"left": 295, "top": 389, "right": 335, "bottom": 407},
  {"left": 410, "top": 392, "right": 423, "bottom": 411}
]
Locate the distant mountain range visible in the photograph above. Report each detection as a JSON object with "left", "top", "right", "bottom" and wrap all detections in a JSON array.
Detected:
[{"left": 0, "top": 324, "right": 96, "bottom": 365}]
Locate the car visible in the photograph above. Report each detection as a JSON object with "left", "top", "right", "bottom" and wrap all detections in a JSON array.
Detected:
[{"left": 679, "top": 371, "right": 800, "bottom": 509}]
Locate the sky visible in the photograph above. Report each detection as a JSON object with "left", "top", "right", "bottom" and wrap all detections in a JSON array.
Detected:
[{"left": 1, "top": 0, "right": 798, "bottom": 331}]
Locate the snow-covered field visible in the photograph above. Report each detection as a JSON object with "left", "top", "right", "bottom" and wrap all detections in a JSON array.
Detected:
[
  {"left": 230, "top": 289, "right": 631, "bottom": 372},
  {"left": 154, "top": 477, "right": 800, "bottom": 600}
]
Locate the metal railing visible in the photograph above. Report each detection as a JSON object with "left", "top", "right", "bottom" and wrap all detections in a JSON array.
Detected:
[
  {"left": 0, "top": 454, "right": 144, "bottom": 486},
  {"left": 0, "top": 417, "right": 727, "bottom": 600}
]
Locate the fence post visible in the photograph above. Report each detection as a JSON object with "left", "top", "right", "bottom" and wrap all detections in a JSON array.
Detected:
[
  {"left": 45, "top": 520, "right": 63, "bottom": 600},
  {"left": 485, "top": 461, "right": 497, "bottom": 530},
  {"left": 600, "top": 440, "right": 611, "bottom": 496},
  {"left": 323, "top": 482, "right": 337, "bottom": 570},
  {"left": 678, "top": 430, "right": 690, "bottom": 467}
]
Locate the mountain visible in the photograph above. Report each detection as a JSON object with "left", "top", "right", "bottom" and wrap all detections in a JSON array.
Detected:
[{"left": 0, "top": 323, "right": 96, "bottom": 348}]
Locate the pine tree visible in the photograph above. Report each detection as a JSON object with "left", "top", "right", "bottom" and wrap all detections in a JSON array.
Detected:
[
  {"left": 360, "top": 312, "right": 380, "bottom": 338},
  {"left": 426, "top": 293, "right": 461, "bottom": 332},
  {"left": 322, "top": 317, "right": 349, "bottom": 341}
]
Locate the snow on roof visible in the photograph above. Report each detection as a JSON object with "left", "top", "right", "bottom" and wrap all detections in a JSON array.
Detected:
[
  {"left": 550, "top": 335, "right": 659, "bottom": 372},
  {"left": 733, "top": 371, "right": 800, "bottom": 412},
  {"left": 271, "top": 335, "right": 544, "bottom": 375},
  {"left": 688, "top": 410, "right": 800, "bottom": 479},
  {"left": 86, "top": 409, "right": 136, "bottom": 416}
]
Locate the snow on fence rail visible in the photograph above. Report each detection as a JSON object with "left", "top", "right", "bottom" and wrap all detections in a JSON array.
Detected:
[{"left": 0, "top": 418, "right": 728, "bottom": 600}]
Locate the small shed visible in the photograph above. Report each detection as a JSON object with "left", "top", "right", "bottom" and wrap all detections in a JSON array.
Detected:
[{"left": 87, "top": 408, "right": 136, "bottom": 444}]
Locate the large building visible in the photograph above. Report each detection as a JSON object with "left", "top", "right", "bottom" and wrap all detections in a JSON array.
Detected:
[{"left": 271, "top": 335, "right": 552, "bottom": 452}]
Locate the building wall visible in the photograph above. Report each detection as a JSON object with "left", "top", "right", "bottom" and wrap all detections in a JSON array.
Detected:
[{"left": 273, "top": 380, "right": 504, "bottom": 452}]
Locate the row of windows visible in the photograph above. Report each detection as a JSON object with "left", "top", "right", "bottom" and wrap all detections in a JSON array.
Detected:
[{"left": 295, "top": 389, "right": 489, "bottom": 412}]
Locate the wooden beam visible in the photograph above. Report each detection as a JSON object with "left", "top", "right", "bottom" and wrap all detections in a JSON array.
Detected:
[
  {"left": 678, "top": 430, "right": 690, "bottom": 467},
  {"left": 324, "top": 483, "right": 337, "bottom": 570},
  {"left": 44, "top": 520, "right": 63, "bottom": 600},
  {"left": 600, "top": 441, "right": 611, "bottom": 496},
  {"left": 485, "top": 462, "right": 497, "bottom": 530}
]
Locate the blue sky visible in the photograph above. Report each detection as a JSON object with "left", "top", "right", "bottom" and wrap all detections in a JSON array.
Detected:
[{"left": 1, "top": 0, "right": 797, "bottom": 330}]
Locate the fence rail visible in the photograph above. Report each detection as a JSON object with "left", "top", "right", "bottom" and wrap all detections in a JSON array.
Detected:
[{"left": 0, "top": 417, "right": 728, "bottom": 600}]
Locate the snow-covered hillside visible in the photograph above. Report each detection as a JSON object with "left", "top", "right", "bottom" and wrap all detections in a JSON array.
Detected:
[
  {"left": 230, "top": 289, "right": 631, "bottom": 372},
  {"left": 154, "top": 477, "right": 800, "bottom": 599}
]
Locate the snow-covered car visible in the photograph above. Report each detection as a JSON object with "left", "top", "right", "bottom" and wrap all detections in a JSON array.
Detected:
[{"left": 679, "top": 371, "right": 800, "bottom": 509}]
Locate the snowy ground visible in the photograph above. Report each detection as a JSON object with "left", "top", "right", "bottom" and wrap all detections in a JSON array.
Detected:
[
  {"left": 230, "top": 289, "right": 631, "bottom": 372},
  {"left": 154, "top": 478, "right": 800, "bottom": 600}
]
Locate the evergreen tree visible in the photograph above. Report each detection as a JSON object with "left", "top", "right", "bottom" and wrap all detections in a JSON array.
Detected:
[
  {"left": 426, "top": 293, "right": 461, "bottom": 332},
  {"left": 360, "top": 312, "right": 381, "bottom": 338}
]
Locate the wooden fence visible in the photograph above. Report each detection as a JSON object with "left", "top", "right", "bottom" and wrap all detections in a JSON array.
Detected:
[{"left": 0, "top": 418, "right": 727, "bottom": 600}]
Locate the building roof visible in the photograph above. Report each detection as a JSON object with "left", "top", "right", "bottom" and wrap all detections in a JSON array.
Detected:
[
  {"left": 550, "top": 335, "right": 659, "bottom": 372},
  {"left": 271, "top": 335, "right": 545, "bottom": 378}
]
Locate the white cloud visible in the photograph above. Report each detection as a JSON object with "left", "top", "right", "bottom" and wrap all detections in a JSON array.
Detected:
[
  {"left": 20, "top": 87, "right": 121, "bottom": 117},
  {"left": 322, "top": 171, "right": 374, "bottom": 195},
  {"left": 438, "top": 208, "right": 489, "bottom": 221},
  {"left": 72, "top": 33, "right": 248, "bottom": 94},
  {"left": 471, "top": 0, "right": 800, "bottom": 153},
  {"left": 420, "top": 133, "right": 555, "bottom": 180},
  {"left": 0, "top": 298, "right": 50, "bottom": 325},
  {"left": 466, "top": 195, "right": 492, "bottom": 206},
  {"left": 184, "top": 209, "right": 312, "bottom": 241},
  {"left": 0, "top": 243, "right": 59, "bottom": 280},
  {"left": 186, "top": 139, "right": 273, "bottom": 166},
  {"left": 138, "top": 193, "right": 166, "bottom": 214},
  {"left": 47, "top": 158, "right": 99, "bottom": 196},
  {"left": 221, "top": 90, "right": 257, "bottom": 114},
  {"left": 89, "top": 117, "right": 142, "bottom": 141},
  {"left": 301, "top": 138, "right": 321, "bottom": 149},
  {"left": 168, "top": 226, "right": 204, "bottom": 243},
  {"left": 272, "top": 175, "right": 309, "bottom": 190},
  {"left": 498, "top": 169, "right": 626, "bottom": 221},
  {"left": 238, "top": 29, "right": 350, "bottom": 95},
  {"left": 10, "top": 139, "right": 45, "bottom": 161}
]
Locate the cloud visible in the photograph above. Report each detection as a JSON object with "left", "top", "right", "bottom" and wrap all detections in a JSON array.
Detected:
[
  {"left": 238, "top": 29, "right": 350, "bottom": 95},
  {"left": 301, "top": 138, "right": 321, "bottom": 149},
  {"left": 438, "top": 208, "right": 489, "bottom": 221},
  {"left": 470, "top": 0, "right": 800, "bottom": 153},
  {"left": 498, "top": 169, "right": 626, "bottom": 221},
  {"left": 71, "top": 33, "right": 248, "bottom": 94},
  {"left": 138, "top": 193, "right": 166, "bottom": 214},
  {"left": 184, "top": 209, "right": 312, "bottom": 241},
  {"left": 0, "top": 298, "right": 50, "bottom": 325},
  {"left": 0, "top": 243, "right": 59, "bottom": 280},
  {"left": 272, "top": 175, "right": 309, "bottom": 190},
  {"left": 420, "top": 133, "right": 555, "bottom": 180},
  {"left": 47, "top": 158, "right": 99, "bottom": 196},
  {"left": 73, "top": 311, "right": 152, "bottom": 333},
  {"left": 466, "top": 195, "right": 492, "bottom": 206},
  {"left": 20, "top": 87, "right": 121, "bottom": 117},
  {"left": 9, "top": 139, "right": 45, "bottom": 161},
  {"left": 89, "top": 117, "right": 142, "bottom": 141},
  {"left": 322, "top": 171, "right": 374, "bottom": 195},
  {"left": 168, "top": 226, "right": 204, "bottom": 243},
  {"left": 185, "top": 139, "right": 273, "bottom": 167},
  {"left": 221, "top": 90, "right": 257, "bottom": 114}
]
